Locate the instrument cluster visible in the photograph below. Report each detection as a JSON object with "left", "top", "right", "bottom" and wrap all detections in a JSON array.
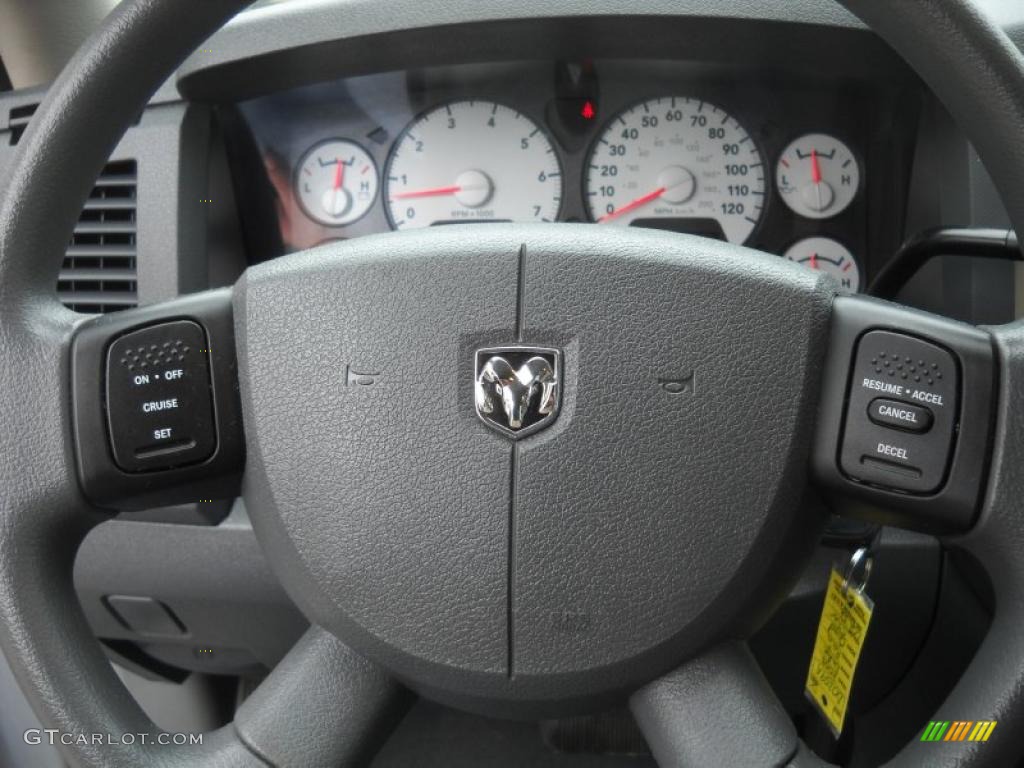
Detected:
[{"left": 239, "top": 60, "right": 878, "bottom": 291}]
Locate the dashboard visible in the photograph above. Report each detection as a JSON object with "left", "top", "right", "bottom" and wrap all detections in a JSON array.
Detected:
[{"left": 233, "top": 58, "right": 918, "bottom": 294}]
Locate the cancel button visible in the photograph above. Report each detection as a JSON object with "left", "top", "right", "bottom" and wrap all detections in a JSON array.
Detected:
[{"left": 867, "top": 398, "right": 933, "bottom": 434}]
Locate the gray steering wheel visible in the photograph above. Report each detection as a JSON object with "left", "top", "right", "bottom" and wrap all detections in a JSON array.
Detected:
[{"left": 2, "top": 1, "right": 1024, "bottom": 766}]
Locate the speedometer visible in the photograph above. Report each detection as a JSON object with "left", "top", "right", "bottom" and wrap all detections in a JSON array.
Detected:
[
  {"left": 585, "top": 97, "right": 765, "bottom": 243},
  {"left": 384, "top": 101, "right": 562, "bottom": 229}
]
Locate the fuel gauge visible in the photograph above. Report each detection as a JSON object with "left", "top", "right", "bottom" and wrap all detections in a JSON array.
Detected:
[
  {"left": 783, "top": 236, "right": 861, "bottom": 292},
  {"left": 776, "top": 134, "right": 859, "bottom": 219},
  {"left": 295, "top": 139, "right": 379, "bottom": 226}
]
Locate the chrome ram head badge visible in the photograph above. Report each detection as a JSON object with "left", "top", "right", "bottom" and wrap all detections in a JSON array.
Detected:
[{"left": 474, "top": 347, "right": 561, "bottom": 438}]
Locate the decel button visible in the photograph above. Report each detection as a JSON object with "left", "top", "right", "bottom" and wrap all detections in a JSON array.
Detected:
[{"left": 867, "top": 398, "right": 933, "bottom": 433}]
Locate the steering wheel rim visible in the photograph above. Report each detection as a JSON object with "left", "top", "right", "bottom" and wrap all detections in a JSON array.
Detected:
[{"left": 2, "top": 1, "right": 1024, "bottom": 766}]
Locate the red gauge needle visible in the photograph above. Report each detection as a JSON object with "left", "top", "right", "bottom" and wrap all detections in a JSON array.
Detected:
[
  {"left": 392, "top": 185, "right": 462, "bottom": 200},
  {"left": 331, "top": 157, "right": 344, "bottom": 211},
  {"left": 810, "top": 149, "right": 822, "bottom": 185},
  {"left": 810, "top": 252, "right": 819, "bottom": 270},
  {"left": 598, "top": 186, "right": 667, "bottom": 223}
]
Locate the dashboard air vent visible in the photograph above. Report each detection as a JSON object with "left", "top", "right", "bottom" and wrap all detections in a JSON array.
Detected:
[
  {"left": 58, "top": 159, "right": 138, "bottom": 313},
  {"left": 8, "top": 103, "right": 38, "bottom": 145}
]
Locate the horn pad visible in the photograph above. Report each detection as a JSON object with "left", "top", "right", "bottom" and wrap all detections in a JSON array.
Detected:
[{"left": 234, "top": 224, "right": 833, "bottom": 715}]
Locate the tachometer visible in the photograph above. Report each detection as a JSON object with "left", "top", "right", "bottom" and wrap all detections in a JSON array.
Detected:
[
  {"left": 384, "top": 101, "right": 562, "bottom": 229},
  {"left": 585, "top": 97, "right": 765, "bottom": 243}
]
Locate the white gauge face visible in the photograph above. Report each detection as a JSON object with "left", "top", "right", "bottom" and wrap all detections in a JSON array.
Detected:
[
  {"left": 585, "top": 97, "right": 765, "bottom": 244},
  {"left": 775, "top": 133, "right": 859, "bottom": 219},
  {"left": 784, "top": 236, "right": 861, "bottom": 291},
  {"left": 295, "top": 139, "right": 379, "bottom": 226},
  {"left": 384, "top": 101, "right": 562, "bottom": 229}
]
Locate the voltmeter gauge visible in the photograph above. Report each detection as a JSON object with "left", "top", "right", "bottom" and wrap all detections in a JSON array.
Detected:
[
  {"left": 783, "top": 237, "right": 861, "bottom": 292},
  {"left": 295, "top": 139, "right": 379, "bottom": 226},
  {"left": 775, "top": 134, "right": 859, "bottom": 219}
]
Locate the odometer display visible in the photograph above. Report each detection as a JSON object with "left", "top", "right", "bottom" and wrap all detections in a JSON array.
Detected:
[{"left": 585, "top": 97, "right": 765, "bottom": 243}]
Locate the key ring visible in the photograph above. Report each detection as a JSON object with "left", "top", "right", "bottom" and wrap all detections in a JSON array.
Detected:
[{"left": 841, "top": 546, "right": 873, "bottom": 597}]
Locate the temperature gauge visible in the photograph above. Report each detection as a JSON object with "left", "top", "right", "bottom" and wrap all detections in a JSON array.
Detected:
[
  {"left": 775, "top": 134, "right": 859, "bottom": 219},
  {"left": 784, "top": 237, "right": 861, "bottom": 292},
  {"left": 295, "top": 139, "right": 379, "bottom": 226}
]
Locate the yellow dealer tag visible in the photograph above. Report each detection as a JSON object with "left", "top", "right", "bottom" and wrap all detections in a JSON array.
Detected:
[{"left": 805, "top": 567, "right": 874, "bottom": 737}]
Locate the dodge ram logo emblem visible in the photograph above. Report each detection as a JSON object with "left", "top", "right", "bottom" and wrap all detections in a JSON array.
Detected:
[{"left": 474, "top": 347, "right": 561, "bottom": 438}]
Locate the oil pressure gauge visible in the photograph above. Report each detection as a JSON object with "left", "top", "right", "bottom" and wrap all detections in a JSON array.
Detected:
[
  {"left": 295, "top": 139, "right": 379, "bottom": 226},
  {"left": 783, "top": 236, "right": 861, "bottom": 292},
  {"left": 775, "top": 133, "right": 859, "bottom": 219}
]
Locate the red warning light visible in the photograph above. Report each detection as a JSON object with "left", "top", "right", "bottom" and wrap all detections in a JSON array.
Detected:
[{"left": 581, "top": 100, "right": 596, "bottom": 120}]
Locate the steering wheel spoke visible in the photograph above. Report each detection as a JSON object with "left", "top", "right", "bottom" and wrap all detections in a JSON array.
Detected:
[
  {"left": 630, "top": 642, "right": 799, "bottom": 768},
  {"left": 235, "top": 626, "right": 413, "bottom": 768}
]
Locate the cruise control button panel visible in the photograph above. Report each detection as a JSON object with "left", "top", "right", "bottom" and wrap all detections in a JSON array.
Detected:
[
  {"left": 106, "top": 321, "right": 216, "bottom": 472},
  {"left": 840, "top": 330, "right": 957, "bottom": 494}
]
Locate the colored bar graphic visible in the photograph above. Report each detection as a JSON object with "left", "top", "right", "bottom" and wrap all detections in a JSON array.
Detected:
[
  {"left": 944, "top": 721, "right": 971, "bottom": 741},
  {"left": 921, "top": 721, "right": 949, "bottom": 741},
  {"left": 972, "top": 721, "right": 997, "bottom": 742},
  {"left": 921, "top": 721, "right": 996, "bottom": 742}
]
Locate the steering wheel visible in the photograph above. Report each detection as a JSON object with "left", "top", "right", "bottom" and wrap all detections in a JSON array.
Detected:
[{"left": 2, "top": 1, "right": 1024, "bottom": 766}]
